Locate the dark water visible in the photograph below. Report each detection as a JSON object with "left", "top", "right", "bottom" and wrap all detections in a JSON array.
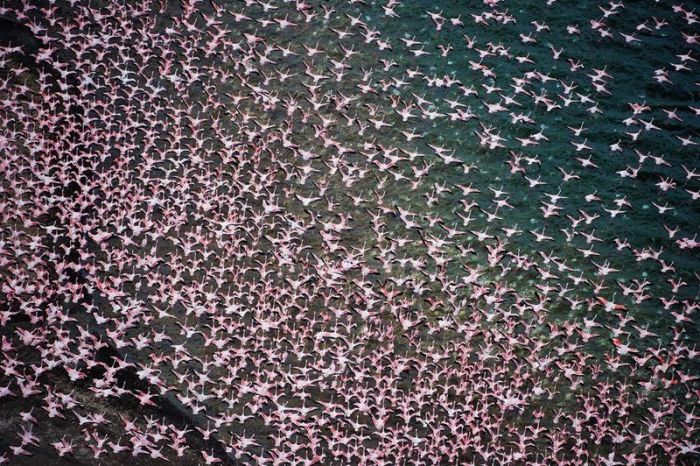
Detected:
[{"left": 0, "top": 0, "right": 698, "bottom": 465}]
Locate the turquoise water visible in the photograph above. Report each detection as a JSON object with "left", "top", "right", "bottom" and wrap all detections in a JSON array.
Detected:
[{"left": 0, "top": 0, "right": 698, "bottom": 464}]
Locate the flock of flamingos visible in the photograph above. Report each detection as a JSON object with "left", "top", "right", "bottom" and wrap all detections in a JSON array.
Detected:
[{"left": 0, "top": 0, "right": 698, "bottom": 464}]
